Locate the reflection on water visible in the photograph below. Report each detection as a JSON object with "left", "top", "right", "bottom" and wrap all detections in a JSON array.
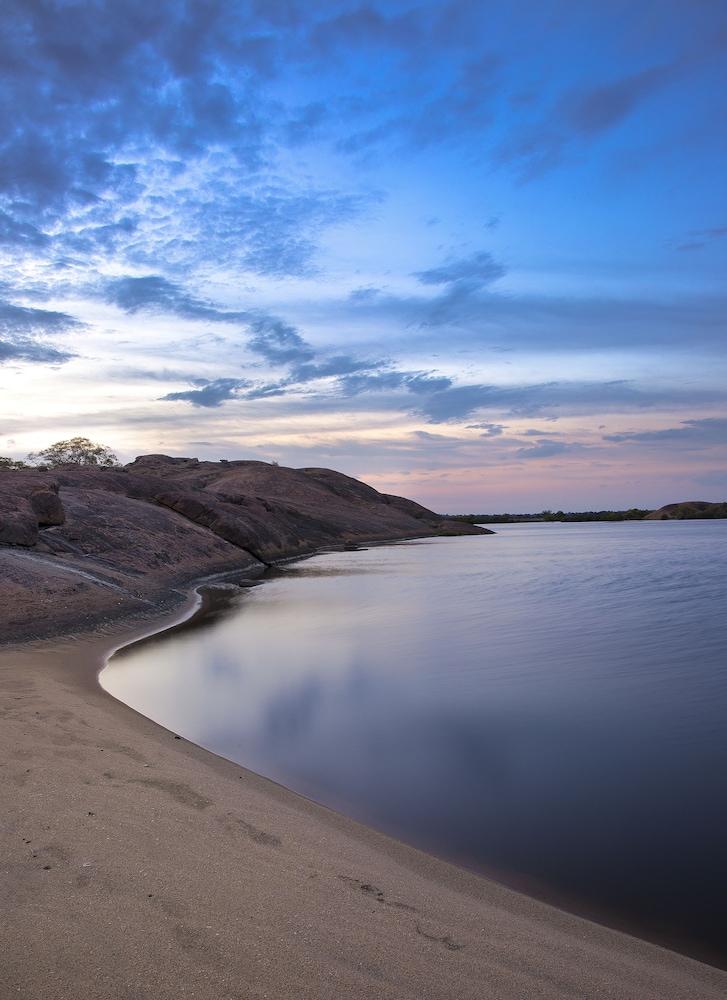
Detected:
[{"left": 101, "top": 521, "right": 727, "bottom": 966}]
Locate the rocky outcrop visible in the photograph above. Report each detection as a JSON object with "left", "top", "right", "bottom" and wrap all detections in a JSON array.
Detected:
[
  {"left": 0, "top": 455, "right": 490, "bottom": 641},
  {"left": 0, "top": 478, "right": 65, "bottom": 546}
]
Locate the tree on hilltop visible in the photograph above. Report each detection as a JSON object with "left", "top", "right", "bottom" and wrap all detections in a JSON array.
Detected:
[{"left": 27, "top": 436, "right": 120, "bottom": 468}]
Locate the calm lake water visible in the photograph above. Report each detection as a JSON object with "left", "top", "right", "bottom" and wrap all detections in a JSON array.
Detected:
[{"left": 101, "top": 521, "right": 727, "bottom": 965}]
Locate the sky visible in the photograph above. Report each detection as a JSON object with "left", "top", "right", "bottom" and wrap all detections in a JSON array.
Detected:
[{"left": 1, "top": 0, "right": 726, "bottom": 512}]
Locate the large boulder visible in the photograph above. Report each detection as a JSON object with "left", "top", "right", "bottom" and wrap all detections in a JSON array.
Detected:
[{"left": 29, "top": 484, "right": 65, "bottom": 526}]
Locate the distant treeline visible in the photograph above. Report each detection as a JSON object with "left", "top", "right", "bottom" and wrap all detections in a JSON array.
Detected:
[
  {"left": 447, "top": 502, "right": 727, "bottom": 523},
  {"left": 446, "top": 509, "right": 653, "bottom": 524}
]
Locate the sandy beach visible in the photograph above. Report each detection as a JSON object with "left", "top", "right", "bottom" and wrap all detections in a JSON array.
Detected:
[{"left": 2, "top": 584, "right": 726, "bottom": 1000}]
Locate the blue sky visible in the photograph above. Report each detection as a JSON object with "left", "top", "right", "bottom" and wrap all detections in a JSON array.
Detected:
[{"left": 1, "top": 0, "right": 725, "bottom": 510}]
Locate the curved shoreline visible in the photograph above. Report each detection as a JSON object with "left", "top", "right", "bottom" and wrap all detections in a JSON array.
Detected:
[
  {"left": 98, "top": 545, "right": 726, "bottom": 971},
  {"left": 2, "top": 557, "right": 727, "bottom": 998}
]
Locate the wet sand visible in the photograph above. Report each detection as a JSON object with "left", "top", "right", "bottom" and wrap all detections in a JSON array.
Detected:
[{"left": 2, "top": 589, "right": 726, "bottom": 1000}]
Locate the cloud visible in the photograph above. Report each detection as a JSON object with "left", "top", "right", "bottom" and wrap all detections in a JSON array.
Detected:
[
  {"left": 697, "top": 225, "right": 727, "bottom": 240},
  {"left": 160, "top": 378, "right": 250, "bottom": 408},
  {"left": 348, "top": 286, "right": 382, "bottom": 303},
  {"left": 0, "top": 300, "right": 83, "bottom": 337},
  {"left": 408, "top": 249, "right": 507, "bottom": 326},
  {"left": 106, "top": 279, "right": 352, "bottom": 379},
  {"left": 345, "top": 284, "right": 727, "bottom": 349},
  {"left": 106, "top": 280, "right": 344, "bottom": 382},
  {"left": 247, "top": 316, "right": 315, "bottom": 365},
  {"left": 284, "top": 101, "right": 329, "bottom": 146},
  {"left": 495, "top": 61, "right": 683, "bottom": 180},
  {"left": 334, "top": 50, "right": 500, "bottom": 154},
  {"left": 311, "top": 6, "right": 423, "bottom": 53},
  {"left": 0, "top": 210, "right": 50, "bottom": 248},
  {"left": 243, "top": 382, "right": 291, "bottom": 401},
  {"left": 566, "top": 65, "right": 678, "bottom": 135},
  {"left": 405, "top": 372, "right": 454, "bottom": 394},
  {"left": 0, "top": 128, "right": 136, "bottom": 209},
  {"left": 0, "top": 339, "right": 74, "bottom": 364},
  {"left": 514, "top": 439, "right": 586, "bottom": 460},
  {"left": 467, "top": 422, "right": 506, "bottom": 437},
  {"left": 105, "top": 275, "right": 248, "bottom": 322},
  {"left": 110, "top": 366, "right": 198, "bottom": 383},
  {"left": 415, "top": 251, "right": 505, "bottom": 291},
  {"left": 189, "top": 186, "right": 368, "bottom": 279},
  {"left": 677, "top": 224, "right": 727, "bottom": 252},
  {"left": 0, "top": 2, "right": 274, "bottom": 211},
  {"left": 154, "top": 338, "right": 454, "bottom": 408},
  {"left": 0, "top": 3, "right": 372, "bottom": 292},
  {"left": 411, "top": 429, "right": 450, "bottom": 442},
  {"left": 419, "top": 380, "right": 725, "bottom": 423},
  {"left": 289, "top": 355, "right": 379, "bottom": 382},
  {"left": 0, "top": 298, "right": 81, "bottom": 366},
  {"left": 338, "top": 371, "right": 411, "bottom": 396},
  {"left": 338, "top": 369, "right": 453, "bottom": 398},
  {"left": 158, "top": 355, "right": 454, "bottom": 411},
  {"left": 604, "top": 417, "right": 727, "bottom": 448},
  {"left": 268, "top": 2, "right": 508, "bottom": 162},
  {"left": 61, "top": 216, "right": 139, "bottom": 256}
]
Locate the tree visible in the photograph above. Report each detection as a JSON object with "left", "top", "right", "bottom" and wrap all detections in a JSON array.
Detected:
[
  {"left": 0, "top": 456, "right": 28, "bottom": 469},
  {"left": 28, "top": 437, "right": 120, "bottom": 468}
]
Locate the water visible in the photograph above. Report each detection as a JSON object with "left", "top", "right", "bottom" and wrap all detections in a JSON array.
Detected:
[{"left": 101, "top": 520, "right": 727, "bottom": 966}]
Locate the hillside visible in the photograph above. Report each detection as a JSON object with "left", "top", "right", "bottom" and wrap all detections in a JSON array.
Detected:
[
  {"left": 0, "top": 455, "right": 489, "bottom": 642},
  {"left": 645, "top": 500, "right": 727, "bottom": 520}
]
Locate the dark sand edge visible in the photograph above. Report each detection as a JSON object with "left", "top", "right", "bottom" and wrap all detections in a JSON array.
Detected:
[{"left": 3, "top": 551, "right": 727, "bottom": 999}]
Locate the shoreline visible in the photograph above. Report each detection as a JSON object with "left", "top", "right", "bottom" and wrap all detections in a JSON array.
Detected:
[
  {"left": 3, "top": 556, "right": 727, "bottom": 998},
  {"left": 101, "top": 545, "right": 727, "bottom": 973}
]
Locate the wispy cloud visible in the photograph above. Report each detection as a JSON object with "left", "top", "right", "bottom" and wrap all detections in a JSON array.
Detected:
[
  {"left": 515, "top": 439, "right": 587, "bottom": 460},
  {"left": 468, "top": 422, "right": 507, "bottom": 437},
  {"left": 247, "top": 316, "right": 315, "bottom": 365},
  {"left": 160, "top": 378, "right": 251, "bottom": 408},
  {"left": 676, "top": 224, "right": 727, "bottom": 252},
  {"left": 0, "top": 339, "right": 73, "bottom": 364},
  {"left": 414, "top": 250, "right": 506, "bottom": 291},
  {"left": 604, "top": 417, "right": 727, "bottom": 448},
  {"left": 567, "top": 65, "right": 679, "bottom": 135},
  {"left": 495, "top": 59, "right": 688, "bottom": 180},
  {"left": 0, "top": 298, "right": 82, "bottom": 367},
  {"left": 0, "top": 300, "right": 83, "bottom": 337},
  {"left": 420, "top": 380, "right": 726, "bottom": 423},
  {"left": 105, "top": 275, "right": 248, "bottom": 322}
]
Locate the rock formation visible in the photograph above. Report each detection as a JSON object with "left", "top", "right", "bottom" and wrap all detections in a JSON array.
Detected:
[{"left": 0, "top": 456, "right": 490, "bottom": 642}]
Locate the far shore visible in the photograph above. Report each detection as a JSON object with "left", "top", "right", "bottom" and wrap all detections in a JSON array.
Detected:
[{"left": 3, "top": 561, "right": 727, "bottom": 1000}]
